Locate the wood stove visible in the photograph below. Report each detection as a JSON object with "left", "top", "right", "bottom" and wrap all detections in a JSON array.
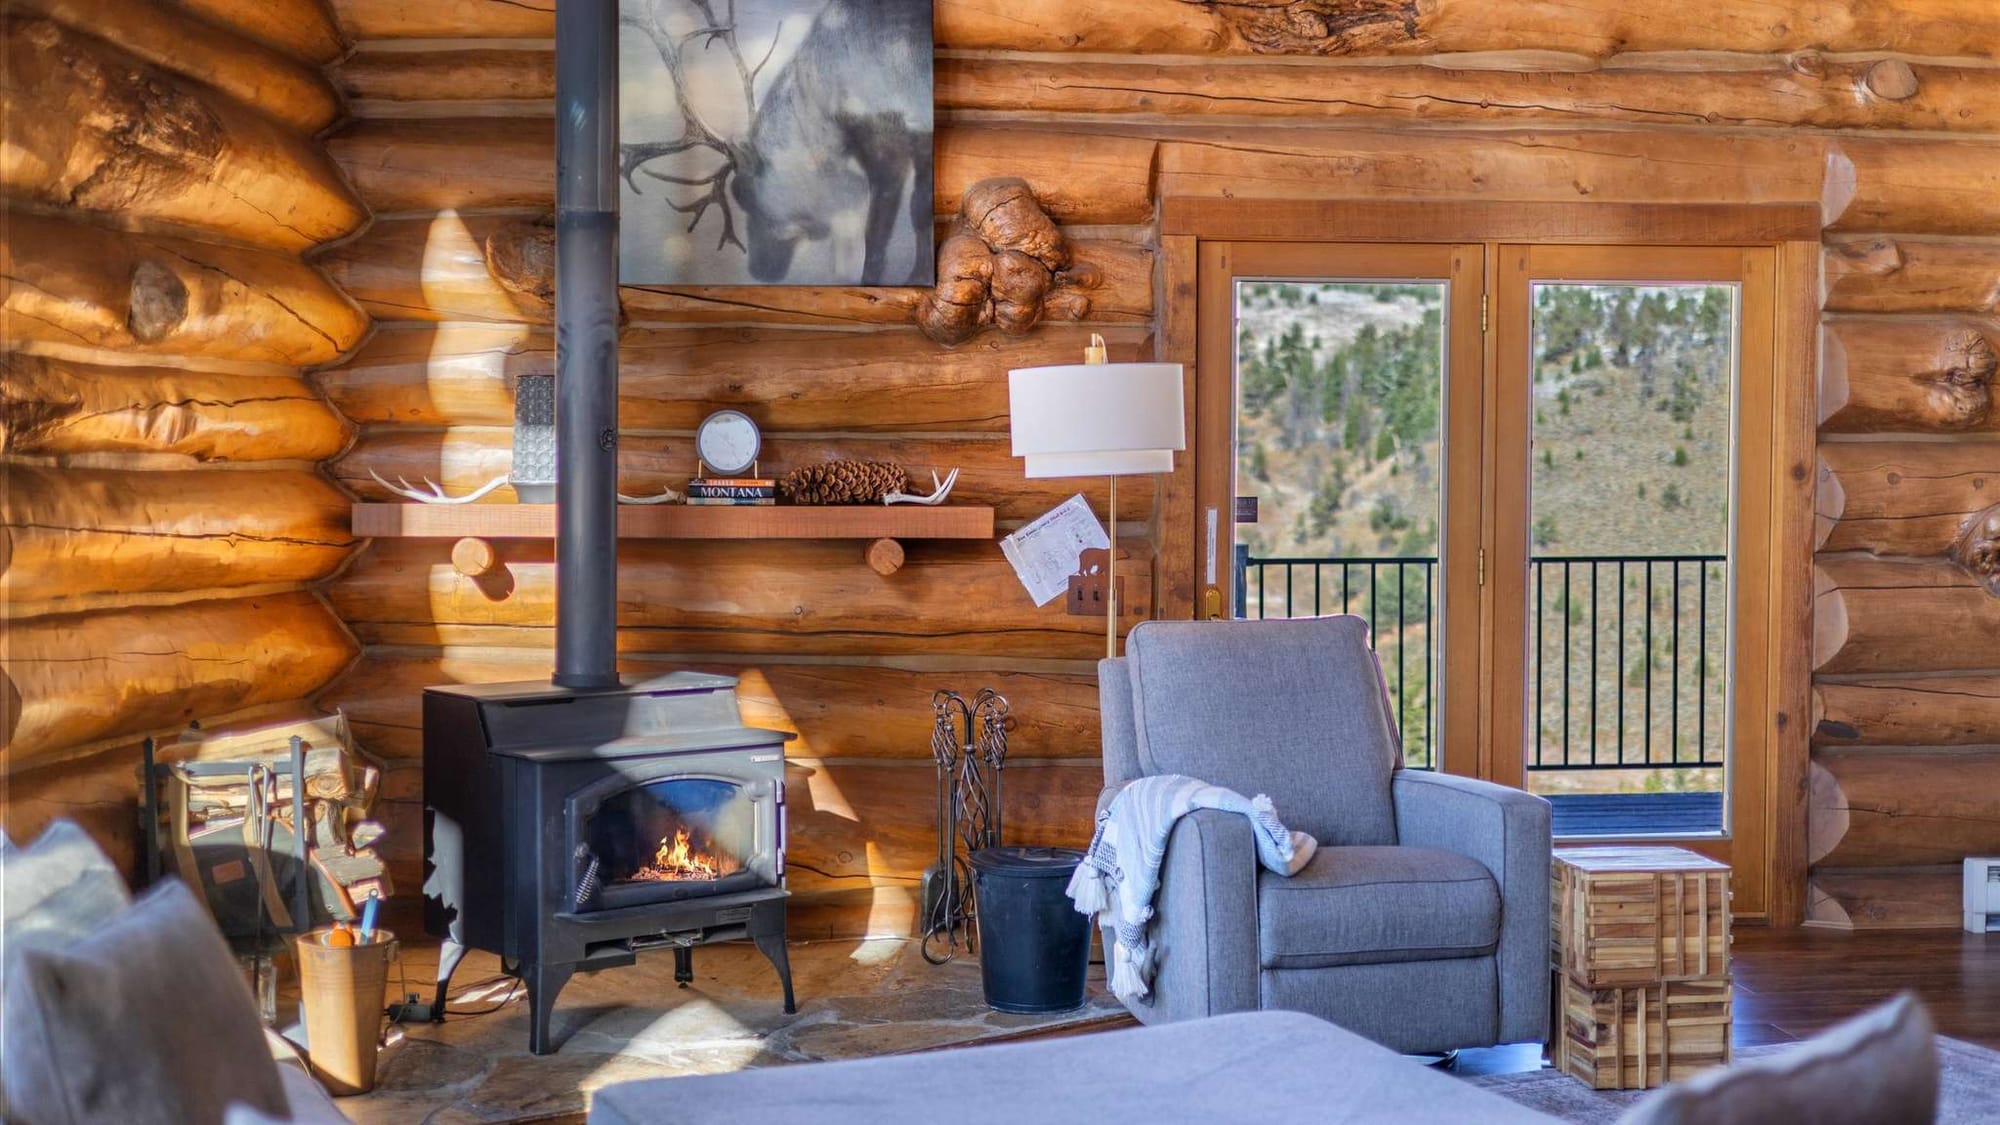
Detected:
[{"left": 422, "top": 672, "right": 795, "bottom": 1054}]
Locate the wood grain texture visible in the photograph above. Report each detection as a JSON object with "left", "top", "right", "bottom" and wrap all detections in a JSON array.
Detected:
[
  {"left": 319, "top": 322, "right": 1150, "bottom": 431},
  {"left": 328, "top": 120, "right": 1157, "bottom": 225},
  {"left": 337, "top": 44, "right": 552, "bottom": 107},
  {"left": 8, "top": 0, "right": 341, "bottom": 134},
  {"left": 170, "top": 0, "right": 345, "bottom": 63},
  {"left": 2, "top": 16, "right": 366, "bottom": 253},
  {"left": 940, "top": 55, "right": 2000, "bottom": 132},
  {"left": 0, "top": 354, "right": 350, "bottom": 461},
  {"left": 1, "top": 592, "right": 359, "bottom": 771},
  {"left": 1812, "top": 556, "right": 2000, "bottom": 674},
  {"left": 1809, "top": 750, "right": 2000, "bottom": 867},
  {"left": 332, "top": 427, "right": 1149, "bottom": 523},
  {"left": 349, "top": 502, "right": 995, "bottom": 542},
  {"left": 1814, "top": 676, "right": 2000, "bottom": 747},
  {"left": 1, "top": 466, "right": 356, "bottom": 602},
  {"left": 320, "top": 646, "right": 1099, "bottom": 762},
  {"left": 1824, "top": 138, "right": 2000, "bottom": 236},
  {"left": 1819, "top": 317, "right": 1999, "bottom": 434},
  {"left": 326, "top": 539, "right": 1151, "bottom": 658},
  {"left": 315, "top": 213, "right": 1152, "bottom": 328},
  {"left": 1803, "top": 866, "right": 1963, "bottom": 929},
  {"left": 1823, "top": 237, "right": 2000, "bottom": 316},
  {"left": 934, "top": 0, "right": 2000, "bottom": 59},
  {"left": 1, "top": 211, "right": 368, "bottom": 366},
  {"left": 1155, "top": 128, "right": 1826, "bottom": 207},
  {"left": 327, "top": 0, "right": 553, "bottom": 40},
  {"left": 1815, "top": 442, "right": 2000, "bottom": 557}
]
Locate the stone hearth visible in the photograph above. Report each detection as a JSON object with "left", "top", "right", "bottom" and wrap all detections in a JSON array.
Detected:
[{"left": 302, "top": 930, "right": 1123, "bottom": 1124}]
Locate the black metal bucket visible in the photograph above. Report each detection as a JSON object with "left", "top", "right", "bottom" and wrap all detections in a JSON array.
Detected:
[{"left": 969, "top": 846, "right": 1089, "bottom": 1014}]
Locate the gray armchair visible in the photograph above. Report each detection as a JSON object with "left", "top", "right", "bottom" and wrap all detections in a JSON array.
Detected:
[{"left": 1098, "top": 616, "right": 1551, "bottom": 1055}]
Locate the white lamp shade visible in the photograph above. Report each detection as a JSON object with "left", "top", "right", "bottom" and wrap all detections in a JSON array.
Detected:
[
  {"left": 1022, "top": 449, "right": 1174, "bottom": 479},
  {"left": 1008, "top": 362, "right": 1185, "bottom": 473}
]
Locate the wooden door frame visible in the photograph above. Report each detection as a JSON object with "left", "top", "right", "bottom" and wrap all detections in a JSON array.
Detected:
[{"left": 1155, "top": 198, "right": 1819, "bottom": 926}]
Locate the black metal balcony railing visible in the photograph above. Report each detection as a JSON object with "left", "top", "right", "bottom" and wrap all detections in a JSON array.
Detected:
[{"left": 1234, "top": 548, "right": 1729, "bottom": 775}]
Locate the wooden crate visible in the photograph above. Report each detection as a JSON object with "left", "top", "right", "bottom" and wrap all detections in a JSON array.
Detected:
[
  {"left": 1558, "top": 975, "right": 1733, "bottom": 1090},
  {"left": 1553, "top": 846, "right": 1730, "bottom": 987}
]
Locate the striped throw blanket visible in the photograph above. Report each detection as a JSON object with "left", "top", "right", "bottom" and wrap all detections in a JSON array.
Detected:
[{"left": 1066, "top": 774, "right": 1317, "bottom": 1004}]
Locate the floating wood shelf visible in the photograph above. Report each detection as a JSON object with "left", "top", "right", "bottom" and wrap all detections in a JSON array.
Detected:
[{"left": 350, "top": 503, "right": 996, "bottom": 576}]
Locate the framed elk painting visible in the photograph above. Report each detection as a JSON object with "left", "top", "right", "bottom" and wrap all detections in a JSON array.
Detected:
[{"left": 618, "top": 0, "right": 935, "bottom": 287}]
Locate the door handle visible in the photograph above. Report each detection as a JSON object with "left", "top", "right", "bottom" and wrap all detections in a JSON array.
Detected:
[{"left": 1203, "top": 587, "right": 1225, "bottom": 620}]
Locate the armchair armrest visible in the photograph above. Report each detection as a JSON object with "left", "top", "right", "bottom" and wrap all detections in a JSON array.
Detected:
[
  {"left": 1120, "top": 807, "right": 1261, "bottom": 1023},
  {"left": 1393, "top": 770, "right": 1551, "bottom": 1044}
]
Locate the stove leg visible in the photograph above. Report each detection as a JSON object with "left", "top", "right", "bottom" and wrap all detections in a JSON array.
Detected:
[
  {"left": 430, "top": 938, "right": 468, "bottom": 1024},
  {"left": 526, "top": 961, "right": 575, "bottom": 1056},
  {"left": 753, "top": 927, "right": 796, "bottom": 1014},
  {"left": 673, "top": 945, "right": 694, "bottom": 988}
]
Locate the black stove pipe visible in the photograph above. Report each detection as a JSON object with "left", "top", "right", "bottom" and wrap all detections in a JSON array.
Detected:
[{"left": 553, "top": 0, "right": 621, "bottom": 689}]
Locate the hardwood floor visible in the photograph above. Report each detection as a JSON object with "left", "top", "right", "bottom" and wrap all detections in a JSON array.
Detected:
[{"left": 1455, "top": 925, "right": 2000, "bottom": 1076}]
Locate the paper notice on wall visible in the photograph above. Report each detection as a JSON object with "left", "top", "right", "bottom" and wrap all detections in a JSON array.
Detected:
[{"left": 1000, "top": 493, "right": 1109, "bottom": 607}]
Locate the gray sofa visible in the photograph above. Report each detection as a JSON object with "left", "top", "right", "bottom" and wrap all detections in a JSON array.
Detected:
[{"left": 1097, "top": 616, "right": 1551, "bottom": 1054}]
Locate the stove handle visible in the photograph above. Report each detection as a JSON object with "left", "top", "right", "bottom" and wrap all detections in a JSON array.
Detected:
[{"left": 773, "top": 778, "right": 787, "bottom": 881}]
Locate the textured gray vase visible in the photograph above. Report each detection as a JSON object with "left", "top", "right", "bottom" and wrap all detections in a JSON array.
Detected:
[{"left": 513, "top": 374, "right": 557, "bottom": 504}]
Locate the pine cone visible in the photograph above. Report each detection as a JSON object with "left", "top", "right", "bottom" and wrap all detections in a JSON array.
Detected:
[{"left": 778, "top": 460, "right": 910, "bottom": 505}]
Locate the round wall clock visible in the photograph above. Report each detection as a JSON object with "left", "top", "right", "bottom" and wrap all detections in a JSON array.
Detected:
[{"left": 696, "top": 409, "right": 761, "bottom": 476}]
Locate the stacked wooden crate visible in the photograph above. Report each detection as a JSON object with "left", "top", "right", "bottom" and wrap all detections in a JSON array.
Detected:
[{"left": 1551, "top": 847, "right": 1733, "bottom": 1089}]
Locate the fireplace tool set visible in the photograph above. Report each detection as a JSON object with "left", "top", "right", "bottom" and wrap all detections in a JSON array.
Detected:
[{"left": 922, "top": 688, "right": 1011, "bottom": 964}]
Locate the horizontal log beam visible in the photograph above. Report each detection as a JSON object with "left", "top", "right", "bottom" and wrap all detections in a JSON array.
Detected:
[
  {"left": 1820, "top": 317, "right": 2000, "bottom": 434},
  {"left": 321, "top": 646, "right": 1100, "bottom": 761},
  {"left": 1824, "top": 138, "right": 2000, "bottom": 237},
  {"left": 327, "top": 539, "right": 1151, "bottom": 659},
  {"left": 0, "top": 353, "right": 350, "bottom": 461},
  {"left": 338, "top": 45, "right": 553, "bottom": 108},
  {"left": 1816, "top": 442, "right": 2000, "bottom": 557},
  {"left": 4, "top": 17, "right": 366, "bottom": 253},
  {"left": 1814, "top": 675, "right": 2000, "bottom": 747},
  {"left": 328, "top": 0, "right": 553, "bottom": 40},
  {"left": 2, "top": 592, "right": 359, "bottom": 771},
  {"left": 320, "top": 322, "right": 1151, "bottom": 431},
  {"left": 1806, "top": 865, "right": 1962, "bottom": 930},
  {"left": 315, "top": 213, "right": 1151, "bottom": 328},
  {"left": 9, "top": 0, "right": 341, "bottom": 134},
  {"left": 174, "top": 0, "right": 346, "bottom": 64},
  {"left": 0, "top": 211, "right": 369, "bottom": 366},
  {"left": 1823, "top": 237, "right": 2000, "bottom": 316},
  {"left": 1813, "top": 556, "right": 2000, "bottom": 674},
  {"left": 1, "top": 466, "right": 356, "bottom": 603},
  {"left": 1155, "top": 128, "right": 1825, "bottom": 207},
  {"left": 329, "top": 120, "right": 1157, "bottom": 225},
  {"left": 1809, "top": 750, "right": 2000, "bottom": 867},
  {"left": 933, "top": 0, "right": 2000, "bottom": 58},
  {"left": 332, "top": 427, "right": 1151, "bottom": 523},
  {"left": 940, "top": 55, "right": 2000, "bottom": 133}
]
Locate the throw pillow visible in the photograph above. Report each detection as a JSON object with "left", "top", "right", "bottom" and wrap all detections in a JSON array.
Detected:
[
  {"left": 1616, "top": 991, "right": 1938, "bottom": 1125},
  {"left": 3, "top": 878, "right": 291, "bottom": 1125}
]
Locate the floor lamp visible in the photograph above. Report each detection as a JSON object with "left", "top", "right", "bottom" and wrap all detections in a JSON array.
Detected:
[{"left": 1008, "top": 335, "right": 1186, "bottom": 658}]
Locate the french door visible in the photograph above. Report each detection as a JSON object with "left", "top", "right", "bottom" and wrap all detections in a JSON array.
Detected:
[{"left": 1195, "top": 241, "right": 1778, "bottom": 918}]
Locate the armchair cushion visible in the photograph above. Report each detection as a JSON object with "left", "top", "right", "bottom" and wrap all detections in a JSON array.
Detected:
[
  {"left": 1125, "top": 618, "right": 1400, "bottom": 846},
  {"left": 1257, "top": 846, "right": 1499, "bottom": 970}
]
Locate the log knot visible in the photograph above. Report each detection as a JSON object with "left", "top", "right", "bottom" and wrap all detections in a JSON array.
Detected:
[
  {"left": 1189, "top": 0, "right": 1426, "bottom": 55},
  {"left": 1952, "top": 503, "right": 2000, "bottom": 597},
  {"left": 916, "top": 178, "right": 1095, "bottom": 346},
  {"left": 127, "top": 259, "right": 190, "bottom": 343},
  {"left": 1921, "top": 330, "right": 1998, "bottom": 430},
  {"left": 484, "top": 217, "right": 556, "bottom": 306}
]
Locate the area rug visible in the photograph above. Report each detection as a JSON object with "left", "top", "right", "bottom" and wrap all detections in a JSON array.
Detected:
[
  {"left": 1468, "top": 1037, "right": 2000, "bottom": 1124},
  {"left": 336, "top": 937, "right": 1126, "bottom": 1125}
]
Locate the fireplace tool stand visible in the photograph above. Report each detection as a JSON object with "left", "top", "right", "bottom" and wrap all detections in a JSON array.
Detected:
[{"left": 921, "top": 689, "right": 1010, "bottom": 964}]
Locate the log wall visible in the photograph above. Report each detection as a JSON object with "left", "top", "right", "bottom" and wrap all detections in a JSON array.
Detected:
[
  {"left": 1, "top": 3, "right": 366, "bottom": 866},
  {"left": 202, "top": 0, "right": 1997, "bottom": 934}
]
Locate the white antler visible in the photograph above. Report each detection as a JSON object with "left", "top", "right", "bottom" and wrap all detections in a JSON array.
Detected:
[
  {"left": 884, "top": 468, "right": 959, "bottom": 506},
  {"left": 369, "top": 470, "right": 510, "bottom": 505},
  {"left": 618, "top": 486, "right": 684, "bottom": 505}
]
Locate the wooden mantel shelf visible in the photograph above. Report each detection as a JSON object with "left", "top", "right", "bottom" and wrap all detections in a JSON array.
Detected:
[{"left": 351, "top": 503, "right": 995, "bottom": 575}]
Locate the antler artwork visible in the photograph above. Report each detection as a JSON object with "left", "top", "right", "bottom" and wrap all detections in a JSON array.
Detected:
[
  {"left": 370, "top": 469, "right": 684, "bottom": 506},
  {"left": 617, "top": 0, "right": 776, "bottom": 253},
  {"left": 916, "top": 177, "right": 1098, "bottom": 346}
]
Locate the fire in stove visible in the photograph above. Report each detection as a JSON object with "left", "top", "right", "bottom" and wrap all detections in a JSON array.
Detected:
[{"left": 634, "top": 826, "right": 740, "bottom": 882}]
